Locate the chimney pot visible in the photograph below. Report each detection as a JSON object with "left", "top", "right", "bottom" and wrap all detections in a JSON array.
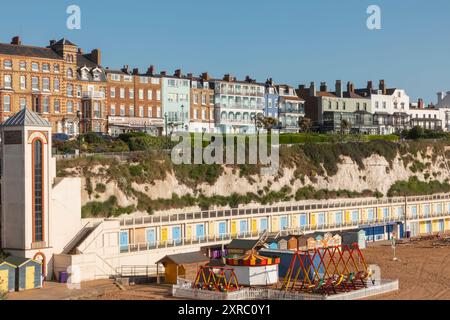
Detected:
[
  {"left": 147, "top": 65, "right": 155, "bottom": 75},
  {"left": 174, "top": 69, "right": 182, "bottom": 77},
  {"left": 11, "top": 36, "right": 21, "bottom": 45},
  {"left": 202, "top": 72, "right": 209, "bottom": 81}
]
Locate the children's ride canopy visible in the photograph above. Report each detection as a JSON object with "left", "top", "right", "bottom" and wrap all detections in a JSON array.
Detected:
[{"left": 226, "top": 253, "right": 280, "bottom": 267}]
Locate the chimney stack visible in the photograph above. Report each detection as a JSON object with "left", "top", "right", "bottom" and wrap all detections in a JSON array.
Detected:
[
  {"left": 147, "top": 65, "right": 155, "bottom": 75},
  {"left": 223, "top": 74, "right": 232, "bottom": 81},
  {"left": 77, "top": 48, "right": 84, "bottom": 54},
  {"left": 367, "top": 80, "right": 373, "bottom": 91},
  {"left": 90, "top": 49, "right": 101, "bottom": 65},
  {"left": 49, "top": 39, "right": 56, "bottom": 46},
  {"left": 298, "top": 84, "right": 305, "bottom": 90},
  {"left": 201, "top": 72, "right": 209, "bottom": 81},
  {"left": 320, "top": 82, "right": 328, "bottom": 92},
  {"left": 245, "top": 75, "right": 253, "bottom": 83},
  {"left": 187, "top": 73, "right": 193, "bottom": 79},
  {"left": 379, "top": 80, "right": 386, "bottom": 94},
  {"left": 160, "top": 71, "right": 167, "bottom": 76},
  {"left": 347, "top": 81, "right": 355, "bottom": 93},
  {"left": 335, "top": 80, "right": 343, "bottom": 97},
  {"left": 11, "top": 36, "right": 21, "bottom": 45},
  {"left": 122, "top": 65, "right": 130, "bottom": 74},
  {"left": 309, "top": 82, "right": 316, "bottom": 97},
  {"left": 132, "top": 68, "right": 139, "bottom": 75},
  {"left": 174, "top": 69, "right": 182, "bottom": 78},
  {"left": 418, "top": 98, "right": 424, "bottom": 109}
]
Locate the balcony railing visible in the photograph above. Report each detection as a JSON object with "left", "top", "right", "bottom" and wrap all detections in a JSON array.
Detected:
[{"left": 82, "top": 91, "right": 105, "bottom": 99}]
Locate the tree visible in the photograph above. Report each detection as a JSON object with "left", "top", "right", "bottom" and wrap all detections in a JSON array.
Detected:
[
  {"left": 257, "top": 116, "right": 279, "bottom": 134},
  {"left": 340, "top": 119, "right": 352, "bottom": 141},
  {"left": 407, "top": 126, "right": 425, "bottom": 140},
  {"left": 298, "top": 117, "right": 312, "bottom": 134}
]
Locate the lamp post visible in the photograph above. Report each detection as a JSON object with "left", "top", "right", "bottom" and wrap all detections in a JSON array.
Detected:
[
  {"left": 181, "top": 104, "right": 185, "bottom": 132},
  {"left": 164, "top": 112, "right": 168, "bottom": 138},
  {"left": 77, "top": 110, "right": 82, "bottom": 155}
]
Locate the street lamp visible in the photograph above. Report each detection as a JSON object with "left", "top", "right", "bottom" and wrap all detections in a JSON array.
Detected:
[
  {"left": 164, "top": 112, "right": 168, "bottom": 138},
  {"left": 77, "top": 110, "right": 82, "bottom": 155},
  {"left": 181, "top": 104, "right": 185, "bottom": 132}
]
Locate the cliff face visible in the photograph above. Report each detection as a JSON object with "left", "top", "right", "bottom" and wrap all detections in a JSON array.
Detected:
[{"left": 57, "top": 142, "right": 450, "bottom": 217}]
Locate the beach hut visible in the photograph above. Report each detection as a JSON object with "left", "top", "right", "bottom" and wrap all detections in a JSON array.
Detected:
[
  {"left": 156, "top": 251, "right": 210, "bottom": 284},
  {"left": 0, "top": 259, "right": 16, "bottom": 293},
  {"left": 226, "top": 239, "right": 261, "bottom": 256},
  {"left": 225, "top": 253, "right": 280, "bottom": 286},
  {"left": 4, "top": 256, "right": 42, "bottom": 291}
]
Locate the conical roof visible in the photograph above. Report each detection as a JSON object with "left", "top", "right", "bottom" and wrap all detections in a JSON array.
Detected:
[{"left": 2, "top": 108, "right": 51, "bottom": 127}]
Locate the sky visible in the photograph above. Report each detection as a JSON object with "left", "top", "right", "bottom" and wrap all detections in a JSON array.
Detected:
[{"left": 1, "top": 0, "right": 450, "bottom": 102}]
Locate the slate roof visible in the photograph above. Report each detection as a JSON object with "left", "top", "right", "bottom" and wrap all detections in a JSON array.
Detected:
[
  {"left": 227, "top": 239, "right": 259, "bottom": 250},
  {"left": 3, "top": 256, "right": 39, "bottom": 267},
  {"left": 156, "top": 251, "right": 209, "bottom": 265},
  {"left": 53, "top": 38, "right": 77, "bottom": 46},
  {"left": 0, "top": 43, "right": 62, "bottom": 60},
  {"left": 2, "top": 108, "right": 51, "bottom": 127}
]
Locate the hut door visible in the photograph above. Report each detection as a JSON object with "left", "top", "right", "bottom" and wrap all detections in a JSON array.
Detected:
[
  {"left": 0, "top": 270, "right": 8, "bottom": 292},
  {"left": 26, "top": 266, "right": 35, "bottom": 290}
]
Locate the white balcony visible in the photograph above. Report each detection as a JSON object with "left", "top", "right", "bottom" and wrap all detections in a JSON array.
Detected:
[{"left": 82, "top": 91, "right": 105, "bottom": 100}]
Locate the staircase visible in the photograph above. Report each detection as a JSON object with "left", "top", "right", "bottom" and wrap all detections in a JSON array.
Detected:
[{"left": 65, "top": 226, "right": 96, "bottom": 255}]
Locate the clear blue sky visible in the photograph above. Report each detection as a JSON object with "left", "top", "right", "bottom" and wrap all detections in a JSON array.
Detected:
[{"left": 1, "top": 0, "right": 450, "bottom": 102}]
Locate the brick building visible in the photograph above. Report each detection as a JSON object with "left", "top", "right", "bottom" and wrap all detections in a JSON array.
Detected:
[
  {"left": 189, "top": 72, "right": 215, "bottom": 133},
  {"left": 106, "top": 65, "right": 163, "bottom": 136}
]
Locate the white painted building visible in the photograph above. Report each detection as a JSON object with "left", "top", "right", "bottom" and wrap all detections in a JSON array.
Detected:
[
  {"left": 436, "top": 91, "right": 450, "bottom": 131},
  {"left": 356, "top": 80, "right": 410, "bottom": 134},
  {"left": 214, "top": 75, "right": 265, "bottom": 134},
  {"left": 0, "top": 108, "right": 82, "bottom": 278}
]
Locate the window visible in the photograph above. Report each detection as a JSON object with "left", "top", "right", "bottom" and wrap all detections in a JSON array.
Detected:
[
  {"left": 123, "top": 75, "right": 133, "bottom": 82},
  {"left": 110, "top": 74, "right": 121, "bottom": 81},
  {"left": 4, "top": 75, "right": 12, "bottom": 88},
  {"left": 156, "top": 90, "right": 161, "bottom": 101},
  {"left": 401, "top": 103, "right": 405, "bottom": 109},
  {"left": 151, "top": 77, "right": 160, "bottom": 84},
  {"left": 4, "top": 60, "right": 12, "bottom": 69},
  {"left": 110, "top": 104, "right": 116, "bottom": 116},
  {"left": 129, "top": 106, "right": 135, "bottom": 117},
  {"left": 147, "top": 107, "right": 153, "bottom": 117},
  {"left": 110, "top": 87, "right": 116, "bottom": 98},
  {"left": 93, "top": 71, "right": 101, "bottom": 81},
  {"left": 3, "top": 95, "right": 11, "bottom": 112},
  {"left": 168, "top": 93, "right": 177, "bottom": 102},
  {"left": 54, "top": 99, "right": 60, "bottom": 113},
  {"left": 193, "top": 109, "right": 198, "bottom": 119},
  {"left": 54, "top": 78, "right": 60, "bottom": 92},
  {"left": 42, "top": 63, "right": 50, "bottom": 72},
  {"left": 139, "top": 106, "right": 144, "bottom": 117},
  {"left": 32, "top": 62, "right": 39, "bottom": 71},
  {"left": 67, "top": 68, "right": 73, "bottom": 78},
  {"left": 157, "top": 107, "right": 161, "bottom": 117},
  {"left": 42, "top": 78, "right": 50, "bottom": 91},
  {"left": 33, "top": 139, "right": 44, "bottom": 242},
  {"left": 54, "top": 64, "right": 60, "bottom": 73},
  {"left": 202, "top": 94, "right": 206, "bottom": 105},
  {"left": 202, "top": 108, "right": 206, "bottom": 120},
  {"left": 139, "top": 89, "right": 144, "bottom": 100},
  {"left": 147, "top": 90, "right": 153, "bottom": 100},
  {"left": 42, "top": 96, "right": 49, "bottom": 113},
  {"left": 76, "top": 86, "right": 82, "bottom": 98},
  {"left": 194, "top": 94, "right": 198, "bottom": 104},
  {"left": 19, "top": 61, "right": 26, "bottom": 70},
  {"left": 383, "top": 102, "right": 387, "bottom": 109},
  {"left": 375, "top": 101, "right": 379, "bottom": 108},
  {"left": 20, "top": 98, "right": 27, "bottom": 109},
  {"left": 140, "top": 77, "right": 148, "bottom": 84},
  {"left": 67, "top": 84, "right": 73, "bottom": 97},
  {"left": 394, "top": 102, "right": 398, "bottom": 109},
  {"left": 94, "top": 102, "right": 101, "bottom": 118},
  {"left": 210, "top": 95, "right": 214, "bottom": 105},
  {"left": 120, "top": 105, "right": 125, "bottom": 116},
  {"left": 129, "top": 89, "right": 134, "bottom": 99},
  {"left": 32, "top": 77, "right": 39, "bottom": 91},
  {"left": 120, "top": 88, "right": 125, "bottom": 99}
]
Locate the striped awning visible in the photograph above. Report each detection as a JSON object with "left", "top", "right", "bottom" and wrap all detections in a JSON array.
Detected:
[{"left": 226, "top": 253, "right": 280, "bottom": 267}]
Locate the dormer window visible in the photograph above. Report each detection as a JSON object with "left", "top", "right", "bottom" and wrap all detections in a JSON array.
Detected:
[
  {"left": 81, "top": 69, "right": 89, "bottom": 80},
  {"left": 93, "top": 71, "right": 101, "bottom": 81}
]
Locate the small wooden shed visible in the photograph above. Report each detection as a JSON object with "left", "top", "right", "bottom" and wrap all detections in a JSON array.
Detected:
[
  {"left": 0, "top": 260, "right": 16, "bottom": 293},
  {"left": 4, "top": 256, "right": 42, "bottom": 291},
  {"left": 156, "top": 251, "right": 210, "bottom": 285},
  {"left": 226, "top": 239, "right": 261, "bottom": 256}
]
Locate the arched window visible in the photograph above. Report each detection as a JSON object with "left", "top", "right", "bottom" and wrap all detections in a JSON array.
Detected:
[
  {"left": 33, "top": 139, "right": 44, "bottom": 242},
  {"left": 67, "top": 68, "right": 73, "bottom": 78}
]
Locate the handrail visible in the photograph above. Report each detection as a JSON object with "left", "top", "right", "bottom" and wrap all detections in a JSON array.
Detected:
[
  {"left": 118, "top": 193, "right": 450, "bottom": 228},
  {"left": 61, "top": 221, "right": 91, "bottom": 254}
]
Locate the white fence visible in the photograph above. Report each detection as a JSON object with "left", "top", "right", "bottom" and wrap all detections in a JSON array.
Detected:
[{"left": 172, "top": 278, "right": 399, "bottom": 301}]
